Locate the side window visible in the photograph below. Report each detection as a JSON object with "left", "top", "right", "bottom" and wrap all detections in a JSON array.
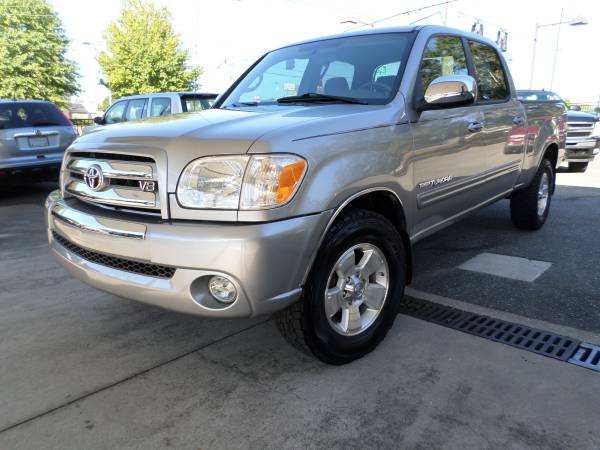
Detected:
[
  {"left": 182, "top": 97, "right": 207, "bottom": 112},
  {"left": 419, "top": 36, "right": 468, "bottom": 92},
  {"left": 104, "top": 101, "right": 127, "bottom": 124},
  {"left": 150, "top": 98, "right": 172, "bottom": 117},
  {"left": 318, "top": 61, "right": 355, "bottom": 94},
  {"left": 125, "top": 98, "right": 147, "bottom": 121},
  {"left": 468, "top": 41, "right": 508, "bottom": 101}
]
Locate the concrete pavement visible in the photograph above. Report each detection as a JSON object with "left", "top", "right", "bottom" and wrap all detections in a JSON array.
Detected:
[{"left": 1, "top": 159, "right": 599, "bottom": 449}]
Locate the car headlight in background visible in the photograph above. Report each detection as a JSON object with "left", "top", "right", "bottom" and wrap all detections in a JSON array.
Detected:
[{"left": 176, "top": 154, "right": 307, "bottom": 210}]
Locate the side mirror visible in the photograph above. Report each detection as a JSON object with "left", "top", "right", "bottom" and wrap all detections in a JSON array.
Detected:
[
  {"left": 419, "top": 75, "right": 477, "bottom": 110},
  {"left": 93, "top": 116, "right": 104, "bottom": 125}
]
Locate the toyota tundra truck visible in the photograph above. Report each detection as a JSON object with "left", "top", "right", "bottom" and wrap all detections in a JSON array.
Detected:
[{"left": 45, "top": 26, "right": 565, "bottom": 364}]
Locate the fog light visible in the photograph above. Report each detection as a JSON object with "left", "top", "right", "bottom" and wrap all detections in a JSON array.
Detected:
[{"left": 208, "top": 276, "right": 237, "bottom": 303}]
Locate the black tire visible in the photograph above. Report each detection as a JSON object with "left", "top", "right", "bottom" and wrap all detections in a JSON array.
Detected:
[
  {"left": 275, "top": 208, "right": 407, "bottom": 365},
  {"left": 510, "top": 158, "right": 553, "bottom": 230},
  {"left": 568, "top": 162, "right": 588, "bottom": 173}
]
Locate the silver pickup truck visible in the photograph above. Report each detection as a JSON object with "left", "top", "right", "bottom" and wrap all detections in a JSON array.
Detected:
[{"left": 45, "top": 26, "right": 565, "bottom": 364}]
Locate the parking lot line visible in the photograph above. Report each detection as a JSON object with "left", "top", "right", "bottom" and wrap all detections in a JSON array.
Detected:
[{"left": 458, "top": 252, "right": 552, "bottom": 282}]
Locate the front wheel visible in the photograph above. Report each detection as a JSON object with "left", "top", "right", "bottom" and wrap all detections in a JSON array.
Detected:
[
  {"left": 568, "top": 162, "right": 588, "bottom": 173},
  {"left": 275, "top": 208, "right": 406, "bottom": 365},
  {"left": 510, "top": 158, "right": 553, "bottom": 230}
]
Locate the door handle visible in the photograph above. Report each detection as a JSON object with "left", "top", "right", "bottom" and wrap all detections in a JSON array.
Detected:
[
  {"left": 467, "top": 121, "right": 483, "bottom": 133},
  {"left": 513, "top": 116, "right": 525, "bottom": 126}
]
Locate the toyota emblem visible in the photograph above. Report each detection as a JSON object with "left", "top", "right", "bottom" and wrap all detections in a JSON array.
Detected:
[{"left": 84, "top": 165, "right": 105, "bottom": 191}]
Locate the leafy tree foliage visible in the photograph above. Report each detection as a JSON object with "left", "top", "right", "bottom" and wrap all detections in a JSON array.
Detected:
[
  {"left": 98, "top": 0, "right": 202, "bottom": 99},
  {"left": 98, "top": 96, "right": 111, "bottom": 113},
  {"left": 0, "top": 0, "right": 79, "bottom": 106}
]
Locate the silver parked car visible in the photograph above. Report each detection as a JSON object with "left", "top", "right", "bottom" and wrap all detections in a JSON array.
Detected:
[
  {"left": 83, "top": 92, "right": 219, "bottom": 134},
  {"left": 0, "top": 100, "right": 77, "bottom": 182},
  {"left": 45, "top": 26, "right": 565, "bottom": 364}
]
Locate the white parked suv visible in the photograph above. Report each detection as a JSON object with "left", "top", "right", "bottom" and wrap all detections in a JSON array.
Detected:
[{"left": 83, "top": 92, "right": 218, "bottom": 134}]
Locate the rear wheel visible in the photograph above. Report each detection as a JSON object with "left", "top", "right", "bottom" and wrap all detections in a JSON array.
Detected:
[
  {"left": 510, "top": 158, "right": 553, "bottom": 230},
  {"left": 568, "top": 162, "right": 588, "bottom": 173},
  {"left": 275, "top": 208, "right": 406, "bottom": 365}
]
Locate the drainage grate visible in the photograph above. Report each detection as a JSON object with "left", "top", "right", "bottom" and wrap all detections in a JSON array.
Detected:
[
  {"left": 568, "top": 343, "right": 600, "bottom": 372},
  {"left": 400, "top": 297, "right": 580, "bottom": 362}
]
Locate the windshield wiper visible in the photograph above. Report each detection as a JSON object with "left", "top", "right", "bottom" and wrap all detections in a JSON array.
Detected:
[
  {"left": 230, "top": 101, "right": 259, "bottom": 107},
  {"left": 277, "top": 93, "right": 367, "bottom": 105}
]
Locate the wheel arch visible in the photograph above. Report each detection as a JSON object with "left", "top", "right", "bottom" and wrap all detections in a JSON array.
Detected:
[
  {"left": 542, "top": 142, "right": 559, "bottom": 194},
  {"left": 302, "top": 187, "right": 413, "bottom": 286}
]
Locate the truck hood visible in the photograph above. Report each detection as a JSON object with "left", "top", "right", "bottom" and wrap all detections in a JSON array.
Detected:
[
  {"left": 567, "top": 110, "right": 597, "bottom": 122},
  {"left": 70, "top": 102, "right": 406, "bottom": 192}
]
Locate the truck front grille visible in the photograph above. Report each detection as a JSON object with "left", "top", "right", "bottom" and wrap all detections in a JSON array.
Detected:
[
  {"left": 52, "top": 231, "right": 176, "bottom": 279},
  {"left": 567, "top": 122, "right": 594, "bottom": 140},
  {"left": 62, "top": 152, "right": 161, "bottom": 215}
]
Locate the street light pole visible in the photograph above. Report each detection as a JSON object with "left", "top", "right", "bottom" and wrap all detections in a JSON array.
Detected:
[
  {"left": 529, "top": 24, "right": 539, "bottom": 88},
  {"left": 550, "top": 8, "right": 564, "bottom": 89},
  {"left": 529, "top": 13, "right": 588, "bottom": 89}
]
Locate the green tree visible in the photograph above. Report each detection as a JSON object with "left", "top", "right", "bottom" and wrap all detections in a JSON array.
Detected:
[
  {"left": 98, "top": 96, "right": 111, "bottom": 112},
  {"left": 98, "top": 0, "right": 201, "bottom": 99},
  {"left": 0, "top": 0, "right": 79, "bottom": 106}
]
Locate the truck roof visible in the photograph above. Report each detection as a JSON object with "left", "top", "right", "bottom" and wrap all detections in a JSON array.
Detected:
[
  {"left": 279, "top": 25, "right": 500, "bottom": 51},
  {"left": 0, "top": 99, "right": 54, "bottom": 104},
  {"left": 117, "top": 92, "right": 219, "bottom": 101}
]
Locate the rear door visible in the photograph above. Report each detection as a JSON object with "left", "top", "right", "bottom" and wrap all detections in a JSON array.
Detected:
[
  {"left": 410, "top": 35, "right": 490, "bottom": 237},
  {"left": 466, "top": 40, "right": 525, "bottom": 193},
  {"left": 0, "top": 102, "right": 76, "bottom": 159}
]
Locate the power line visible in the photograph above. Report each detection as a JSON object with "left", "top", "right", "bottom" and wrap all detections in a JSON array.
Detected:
[{"left": 344, "top": 0, "right": 459, "bottom": 31}]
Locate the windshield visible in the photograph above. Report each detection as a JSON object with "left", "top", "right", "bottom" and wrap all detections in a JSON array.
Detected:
[{"left": 220, "top": 33, "right": 415, "bottom": 108}]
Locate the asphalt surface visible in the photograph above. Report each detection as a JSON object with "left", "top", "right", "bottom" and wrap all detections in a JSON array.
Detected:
[
  {"left": 411, "top": 170, "right": 600, "bottom": 333},
  {"left": 1, "top": 160, "right": 599, "bottom": 449}
]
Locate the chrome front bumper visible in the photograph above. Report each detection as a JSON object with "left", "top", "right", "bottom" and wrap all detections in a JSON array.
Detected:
[{"left": 45, "top": 190, "right": 331, "bottom": 318}]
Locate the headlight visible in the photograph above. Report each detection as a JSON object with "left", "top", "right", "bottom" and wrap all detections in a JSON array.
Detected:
[
  {"left": 240, "top": 155, "right": 307, "bottom": 209},
  {"left": 176, "top": 154, "right": 307, "bottom": 210},
  {"left": 177, "top": 156, "right": 249, "bottom": 209}
]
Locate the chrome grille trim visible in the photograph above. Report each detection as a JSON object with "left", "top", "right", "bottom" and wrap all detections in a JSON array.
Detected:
[
  {"left": 63, "top": 152, "right": 161, "bottom": 213},
  {"left": 68, "top": 158, "right": 154, "bottom": 180},
  {"left": 65, "top": 180, "right": 159, "bottom": 209}
]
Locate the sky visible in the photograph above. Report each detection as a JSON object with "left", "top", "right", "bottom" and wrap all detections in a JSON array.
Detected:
[{"left": 50, "top": 0, "right": 600, "bottom": 112}]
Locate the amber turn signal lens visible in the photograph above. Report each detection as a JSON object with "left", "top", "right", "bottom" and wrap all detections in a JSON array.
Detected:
[{"left": 276, "top": 160, "right": 307, "bottom": 203}]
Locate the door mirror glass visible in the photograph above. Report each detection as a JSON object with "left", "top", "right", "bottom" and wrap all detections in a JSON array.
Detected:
[{"left": 421, "top": 75, "right": 477, "bottom": 109}]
